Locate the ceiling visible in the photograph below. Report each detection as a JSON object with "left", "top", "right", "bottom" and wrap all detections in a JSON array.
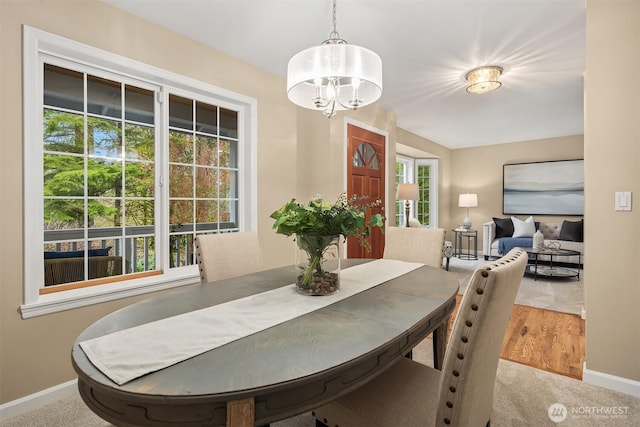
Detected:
[{"left": 102, "top": 0, "right": 586, "bottom": 149}]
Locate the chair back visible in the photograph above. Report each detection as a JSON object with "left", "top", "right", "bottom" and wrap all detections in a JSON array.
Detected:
[
  {"left": 383, "top": 226, "right": 446, "bottom": 268},
  {"left": 436, "top": 248, "right": 527, "bottom": 426},
  {"left": 194, "top": 231, "right": 264, "bottom": 284}
]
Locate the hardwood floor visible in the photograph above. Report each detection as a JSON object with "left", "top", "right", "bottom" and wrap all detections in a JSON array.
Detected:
[
  {"left": 501, "top": 303, "right": 585, "bottom": 379},
  {"left": 448, "top": 295, "right": 586, "bottom": 379}
]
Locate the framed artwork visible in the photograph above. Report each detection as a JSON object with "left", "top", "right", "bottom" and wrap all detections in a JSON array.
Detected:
[{"left": 503, "top": 159, "right": 584, "bottom": 215}]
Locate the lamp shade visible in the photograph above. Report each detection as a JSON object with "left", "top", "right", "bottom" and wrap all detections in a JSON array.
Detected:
[
  {"left": 458, "top": 193, "right": 478, "bottom": 208},
  {"left": 396, "top": 183, "right": 419, "bottom": 201},
  {"left": 287, "top": 42, "right": 383, "bottom": 112}
]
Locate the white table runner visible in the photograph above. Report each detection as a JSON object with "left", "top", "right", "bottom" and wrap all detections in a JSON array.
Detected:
[{"left": 80, "top": 259, "right": 423, "bottom": 385}]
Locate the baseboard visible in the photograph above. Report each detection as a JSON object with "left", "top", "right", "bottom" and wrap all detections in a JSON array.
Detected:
[
  {"left": 0, "top": 379, "right": 77, "bottom": 422},
  {"left": 583, "top": 362, "right": 640, "bottom": 397}
]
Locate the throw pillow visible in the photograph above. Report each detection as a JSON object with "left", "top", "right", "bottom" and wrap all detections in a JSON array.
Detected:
[
  {"left": 44, "top": 247, "right": 112, "bottom": 259},
  {"left": 559, "top": 219, "right": 584, "bottom": 242},
  {"left": 511, "top": 216, "right": 535, "bottom": 238},
  {"left": 493, "top": 217, "right": 514, "bottom": 239}
]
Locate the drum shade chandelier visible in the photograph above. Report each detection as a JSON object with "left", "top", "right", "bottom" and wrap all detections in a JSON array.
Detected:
[
  {"left": 465, "top": 65, "right": 503, "bottom": 94},
  {"left": 286, "top": 0, "right": 383, "bottom": 117}
]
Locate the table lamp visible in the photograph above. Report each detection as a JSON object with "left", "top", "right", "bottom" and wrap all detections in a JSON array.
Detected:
[
  {"left": 458, "top": 193, "right": 478, "bottom": 229},
  {"left": 396, "top": 183, "right": 419, "bottom": 227}
]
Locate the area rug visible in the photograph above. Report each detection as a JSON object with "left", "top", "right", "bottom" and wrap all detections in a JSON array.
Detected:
[{"left": 447, "top": 256, "right": 584, "bottom": 315}]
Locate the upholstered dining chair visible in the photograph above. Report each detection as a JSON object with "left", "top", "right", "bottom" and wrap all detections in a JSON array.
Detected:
[
  {"left": 383, "top": 226, "right": 446, "bottom": 268},
  {"left": 314, "top": 248, "right": 528, "bottom": 427},
  {"left": 194, "top": 231, "right": 264, "bottom": 284}
]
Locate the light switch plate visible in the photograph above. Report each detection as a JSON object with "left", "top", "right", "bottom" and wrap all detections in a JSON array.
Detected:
[{"left": 615, "top": 191, "right": 632, "bottom": 211}]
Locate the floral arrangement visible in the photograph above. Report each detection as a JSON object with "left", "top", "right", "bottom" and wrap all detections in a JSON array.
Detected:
[
  {"left": 270, "top": 193, "right": 384, "bottom": 245},
  {"left": 270, "top": 193, "right": 384, "bottom": 294}
]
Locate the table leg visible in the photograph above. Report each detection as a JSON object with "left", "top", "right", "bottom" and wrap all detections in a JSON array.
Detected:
[
  {"left": 432, "top": 318, "right": 449, "bottom": 370},
  {"left": 227, "top": 397, "right": 254, "bottom": 427}
]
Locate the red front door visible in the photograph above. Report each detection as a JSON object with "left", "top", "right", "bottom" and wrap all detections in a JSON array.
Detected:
[{"left": 346, "top": 124, "right": 385, "bottom": 259}]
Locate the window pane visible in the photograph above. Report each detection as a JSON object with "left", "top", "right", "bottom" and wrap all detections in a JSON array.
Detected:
[
  {"left": 220, "top": 108, "right": 238, "bottom": 138},
  {"left": 219, "top": 138, "right": 237, "bottom": 168},
  {"left": 196, "top": 101, "right": 217, "bottom": 134},
  {"left": 88, "top": 198, "right": 120, "bottom": 228},
  {"left": 125, "top": 199, "right": 154, "bottom": 226},
  {"left": 219, "top": 199, "right": 238, "bottom": 228},
  {"left": 196, "top": 135, "right": 217, "bottom": 166},
  {"left": 125, "top": 124, "right": 155, "bottom": 161},
  {"left": 169, "top": 164, "right": 194, "bottom": 198},
  {"left": 87, "top": 158, "right": 122, "bottom": 197},
  {"left": 88, "top": 117, "right": 122, "bottom": 158},
  {"left": 126, "top": 236, "right": 155, "bottom": 272},
  {"left": 219, "top": 169, "right": 237, "bottom": 198},
  {"left": 125, "top": 161, "right": 154, "bottom": 197},
  {"left": 44, "top": 198, "right": 85, "bottom": 229},
  {"left": 43, "top": 109, "right": 84, "bottom": 154},
  {"left": 169, "top": 94, "right": 192, "bottom": 130},
  {"left": 44, "top": 64, "right": 83, "bottom": 111},
  {"left": 170, "top": 199, "right": 193, "bottom": 228},
  {"left": 195, "top": 166, "right": 217, "bottom": 198},
  {"left": 125, "top": 86, "right": 154, "bottom": 124},
  {"left": 169, "top": 130, "right": 193, "bottom": 163},
  {"left": 88, "top": 75, "right": 122, "bottom": 118},
  {"left": 44, "top": 154, "right": 84, "bottom": 197},
  {"left": 196, "top": 200, "right": 218, "bottom": 225},
  {"left": 169, "top": 233, "right": 195, "bottom": 267}
]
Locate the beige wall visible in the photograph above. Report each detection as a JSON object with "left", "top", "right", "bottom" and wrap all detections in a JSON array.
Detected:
[
  {"left": 450, "top": 135, "right": 584, "bottom": 250},
  {"left": 584, "top": 0, "right": 640, "bottom": 382}
]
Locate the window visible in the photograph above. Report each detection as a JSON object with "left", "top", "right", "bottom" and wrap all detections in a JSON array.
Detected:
[
  {"left": 394, "top": 156, "right": 413, "bottom": 226},
  {"left": 416, "top": 159, "right": 438, "bottom": 227},
  {"left": 22, "top": 27, "right": 257, "bottom": 318},
  {"left": 394, "top": 156, "right": 438, "bottom": 227}
]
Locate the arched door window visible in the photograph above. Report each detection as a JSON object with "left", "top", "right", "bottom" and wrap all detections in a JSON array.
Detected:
[{"left": 353, "top": 143, "right": 380, "bottom": 170}]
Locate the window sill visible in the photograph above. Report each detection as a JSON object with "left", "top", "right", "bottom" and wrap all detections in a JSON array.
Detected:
[{"left": 20, "top": 270, "right": 200, "bottom": 319}]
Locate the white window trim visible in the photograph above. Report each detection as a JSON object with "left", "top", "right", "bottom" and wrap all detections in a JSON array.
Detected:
[{"left": 21, "top": 26, "right": 257, "bottom": 318}]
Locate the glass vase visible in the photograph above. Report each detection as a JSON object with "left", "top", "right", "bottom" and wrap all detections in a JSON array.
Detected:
[{"left": 295, "top": 234, "right": 341, "bottom": 296}]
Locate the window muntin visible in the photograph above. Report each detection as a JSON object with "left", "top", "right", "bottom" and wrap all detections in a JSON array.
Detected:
[
  {"left": 41, "top": 65, "right": 245, "bottom": 288},
  {"left": 167, "top": 95, "right": 239, "bottom": 268},
  {"left": 43, "top": 64, "right": 156, "bottom": 288}
]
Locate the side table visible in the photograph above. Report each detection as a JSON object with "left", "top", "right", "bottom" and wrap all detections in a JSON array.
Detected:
[{"left": 452, "top": 228, "right": 478, "bottom": 260}]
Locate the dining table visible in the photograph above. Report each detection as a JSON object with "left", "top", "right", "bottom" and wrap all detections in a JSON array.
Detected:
[{"left": 72, "top": 258, "right": 459, "bottom": 427}]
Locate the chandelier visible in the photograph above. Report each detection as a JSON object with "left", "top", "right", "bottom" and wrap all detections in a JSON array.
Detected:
[
  {"left": 286, "top": 0, "right": 383, "bottom": 117},
  {"left": 465, "top": 65, "right": 503, "bottom": 94}
]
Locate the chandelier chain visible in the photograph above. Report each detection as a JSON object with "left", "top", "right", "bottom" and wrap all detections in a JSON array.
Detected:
[{"left": 329, "top": 0, "right": 340, "bottom": 40}]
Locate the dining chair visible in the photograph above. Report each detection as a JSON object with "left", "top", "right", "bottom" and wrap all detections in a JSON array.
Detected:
[
  {"left": 194, "top": 231, "right": 264, "bottom": 284},
  {"left": 314, "top": 248, "right": 528, "bottom": 427},
  {"left": 383, "top": 226, "right": 446, "bottom": 268}
]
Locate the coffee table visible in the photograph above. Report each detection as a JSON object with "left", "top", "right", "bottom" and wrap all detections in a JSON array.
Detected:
[{"left": 523, "top": 247, "right": 582, "bottom": 280}]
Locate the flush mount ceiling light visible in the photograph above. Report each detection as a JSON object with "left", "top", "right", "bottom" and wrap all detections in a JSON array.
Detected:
[
  {"left": 465, "top": 65, "right": 503, "bottom": 94},
  {"left": 286, "top": 0, "right": 383, "bottom": 118}
]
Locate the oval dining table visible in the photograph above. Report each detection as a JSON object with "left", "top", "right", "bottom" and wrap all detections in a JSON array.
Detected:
[{"left": 72, "top": 259, "right": 459, "bottom": 427}]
